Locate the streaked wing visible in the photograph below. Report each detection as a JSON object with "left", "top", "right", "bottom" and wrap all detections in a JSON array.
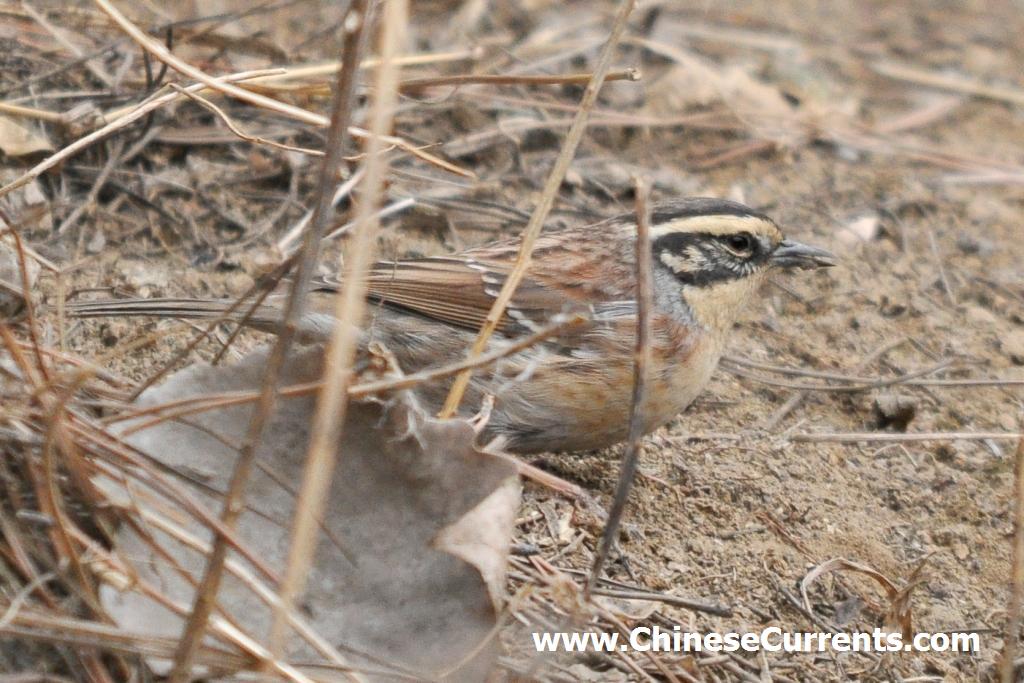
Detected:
[{"left": 312, "top": 256, "right": 581, "bottom": 336}]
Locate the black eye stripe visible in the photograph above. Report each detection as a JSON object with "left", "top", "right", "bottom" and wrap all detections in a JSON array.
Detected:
[
  {"left": 651, "top": 231, "right": 703, "bottom": 255},
  {"left": 652, "top": 231, "right": 768, "bottom": 286},
  {"left": 651, "top": 232, "right": 764, "bottom": 258}
]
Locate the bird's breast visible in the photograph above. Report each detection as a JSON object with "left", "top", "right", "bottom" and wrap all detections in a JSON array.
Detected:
[
  {"left": 641, "top": 319, "right": 721, "bottom": 432},
  {"left": 483, "top": 314, "right": 722, "bottom": 452}
]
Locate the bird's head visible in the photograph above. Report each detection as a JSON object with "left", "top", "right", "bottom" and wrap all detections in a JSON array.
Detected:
[{"left": 646, "top": 198, "right": 835, "bottom": 336}]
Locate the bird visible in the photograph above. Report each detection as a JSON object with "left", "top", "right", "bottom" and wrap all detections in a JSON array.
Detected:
[{"left": 69, "top": 197, "right": 835, "bottom": 454}]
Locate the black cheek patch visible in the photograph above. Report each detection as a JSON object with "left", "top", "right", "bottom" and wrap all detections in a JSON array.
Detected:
[
  {"left": 653, "top": 233, "right": 747, "bottom": 287},
  {"left": 651, "top": 231, "right": 702, "bottom": 256}
]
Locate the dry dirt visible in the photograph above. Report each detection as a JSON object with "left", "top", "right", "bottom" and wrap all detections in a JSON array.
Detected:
[{"left": 4, "top": 0, "right": 1024, "bottom": 680}]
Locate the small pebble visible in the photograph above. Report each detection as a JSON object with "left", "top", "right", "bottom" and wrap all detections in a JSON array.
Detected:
[{"left": 873, "top": 393, "right": 917, "bottom": 431}]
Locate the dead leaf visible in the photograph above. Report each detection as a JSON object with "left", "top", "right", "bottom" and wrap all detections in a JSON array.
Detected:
[
  {"left": 0, "top": 116, "right": 53, "bottom": 156},
  {"left": 97, "top": 343, "right": 520, "bottom": 680},
  {"left": 800, "top": 556, "right": 931, "bottom": 641}
]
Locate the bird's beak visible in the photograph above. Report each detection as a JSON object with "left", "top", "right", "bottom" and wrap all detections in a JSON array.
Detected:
[{"left": 771, "top": 239, "right": 837, "bottom": 270}]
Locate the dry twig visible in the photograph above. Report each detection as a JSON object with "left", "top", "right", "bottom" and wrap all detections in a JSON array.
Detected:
[
  {"left": 267, "top": 0, "right": 400, "bottom": 661},
  {"left": 164, "top": 0, "right": 373, "bottom": 675},
  {"left": 871, "top": 60, "right": 1024, "bottom": 107},
  {"left": 790, "top": 431, "right": 1024, "bottom": 443},
  {"left": 587, "top": 175, "right": 651, "bottom": 595},
  {"left": 0, "top": 69, "right": 284, "bottom": 199},
  {"left": 440, "top": 0, "right": 638, "bottom": 417},
  {"left": 763, "top": 338, "right": 908, "bottom": 430},
  {"left": 398, "top": 67, "right": 639, "bottom": 91}
]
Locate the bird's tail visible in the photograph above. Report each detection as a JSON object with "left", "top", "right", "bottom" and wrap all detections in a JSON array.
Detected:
[{"left": 67, "top": 297, "right": 283, "bottom": 331}]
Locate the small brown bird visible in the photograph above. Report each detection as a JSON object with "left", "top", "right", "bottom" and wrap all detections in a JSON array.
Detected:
[{"left": 70, "top": 198, "right": 834, "bottom": 453}]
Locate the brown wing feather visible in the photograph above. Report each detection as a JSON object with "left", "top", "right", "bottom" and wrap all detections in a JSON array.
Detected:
[{"left": 312, "top": 256, "right": 581, "bottom": 335}]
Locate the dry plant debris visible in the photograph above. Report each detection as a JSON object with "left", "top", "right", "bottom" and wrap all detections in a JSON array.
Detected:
[
  {"left": 0, "top": 232, "right": 40, "bottom": 318},
  {"left": 98, "top": 344, "right": 520, "bottom": 680}
]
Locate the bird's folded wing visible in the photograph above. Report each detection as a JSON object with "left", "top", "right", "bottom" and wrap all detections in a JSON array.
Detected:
[{"left": 313, "top": 257, "right": 582, "bottom": 336}]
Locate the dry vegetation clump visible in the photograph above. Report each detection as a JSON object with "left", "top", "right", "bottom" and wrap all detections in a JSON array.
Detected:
[{"left": 1, "top": 0, "right": 1023, "bottom": 681}]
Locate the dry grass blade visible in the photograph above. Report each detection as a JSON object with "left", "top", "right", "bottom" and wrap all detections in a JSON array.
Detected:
[
  {"left": 763, "top": 338, "right": 908, "bottom": 430},
  {"left": 871, "top": 59, "right": 1024, "bottom": 107},
  {"left": 0, "top": 572, "right": 56, "bottom": 630},
  {"left": 800, "top": 556, "right": 929, "bottom": 641},
  {"left": 92, "top": 0, "right": 471, "bottom": 179},
  {"left": 94, "top": 0, "right": 326, "bottom": 128},
  {"left": 277, "top": 168, "right": 365, "bottom": 254},
  {"left": 0, "top": 100, "right": 66, "bottom": 123},
  {"left": 0, "top": 609, "right": 249, "bottom": 670},
  {"left": 439, "top": 0, "right": 638, "bottom": 417},
  {"left": 586, "top": 176, "right": 651, "bottom": 596},
  {"left": 723, "top": 356, "right": 957, "bottom": 393},
  {"left": 0, "top": 68, "right": 283, "bottom": 199},
  {"left": 790, "top": 431, "right": 1023, "bottom": 443},
  {"left": 168, "top": 84, "right": 323, "bottom": 156},
  {"left": 163, "top": 2, "right": 372, "bottom": 677},
  {"left": 397, "top": 67, "right": 640, "bottom": 91},
  {"left": 0, "top": 214, "right": 48, "bottom": 380},
  {"left": 56, "top": 138, "right": 125, "bottom": 240},
  {"left": 105, "top": 502, "right": 359, "bottom": 670},
  {"left": 728, "top": 353, "right": 1024, "bottom": 389},
  {"left": 267, "top": 0, "right": 402, "bottom": 661},
  {"left": 201, "top": 49, "right": 476, "bottom": 95}
]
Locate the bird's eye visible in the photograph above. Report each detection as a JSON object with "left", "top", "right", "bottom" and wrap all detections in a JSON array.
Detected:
[{"left": 724, "top": 232, "right": 755, "bottom": 256}]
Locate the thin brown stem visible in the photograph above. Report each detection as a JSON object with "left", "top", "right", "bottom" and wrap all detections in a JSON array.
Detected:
[
  {"left": 267, "top": 0, "right": 394, "bottom": 663},
  {"left": 0, "top": 212, "right": 49, "bottom": 382},
  {"left": 587, "top": 176, "right": 651, "bottom": 596},
  {"left": 439, "top": 0, "right": 638, "bottom": 417},
  {"left": 763, "top": 338, "right": 907, "bottom": 430},
  {"left": 722, "top": 357, "right": 956, "bottom": 393},
  {"left": 165, "top": 1, "right": 370, "bottom": 676},
  {"left": 168, "top": 84, "right": 323, "bottom": 156},
  {"left": 397, "top": 67, "right": 639, "bottom": 91},
  {"left": 0, "top": 69, "right": 283, "bottom": 200},
  {"left": 789, "top": 431, "right": 1023, "bottom": 443}
]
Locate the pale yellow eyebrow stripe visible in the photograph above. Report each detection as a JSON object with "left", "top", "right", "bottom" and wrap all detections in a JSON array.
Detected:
[{"left": 649, "top": 214, "right": 778, "bottom": 239}]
